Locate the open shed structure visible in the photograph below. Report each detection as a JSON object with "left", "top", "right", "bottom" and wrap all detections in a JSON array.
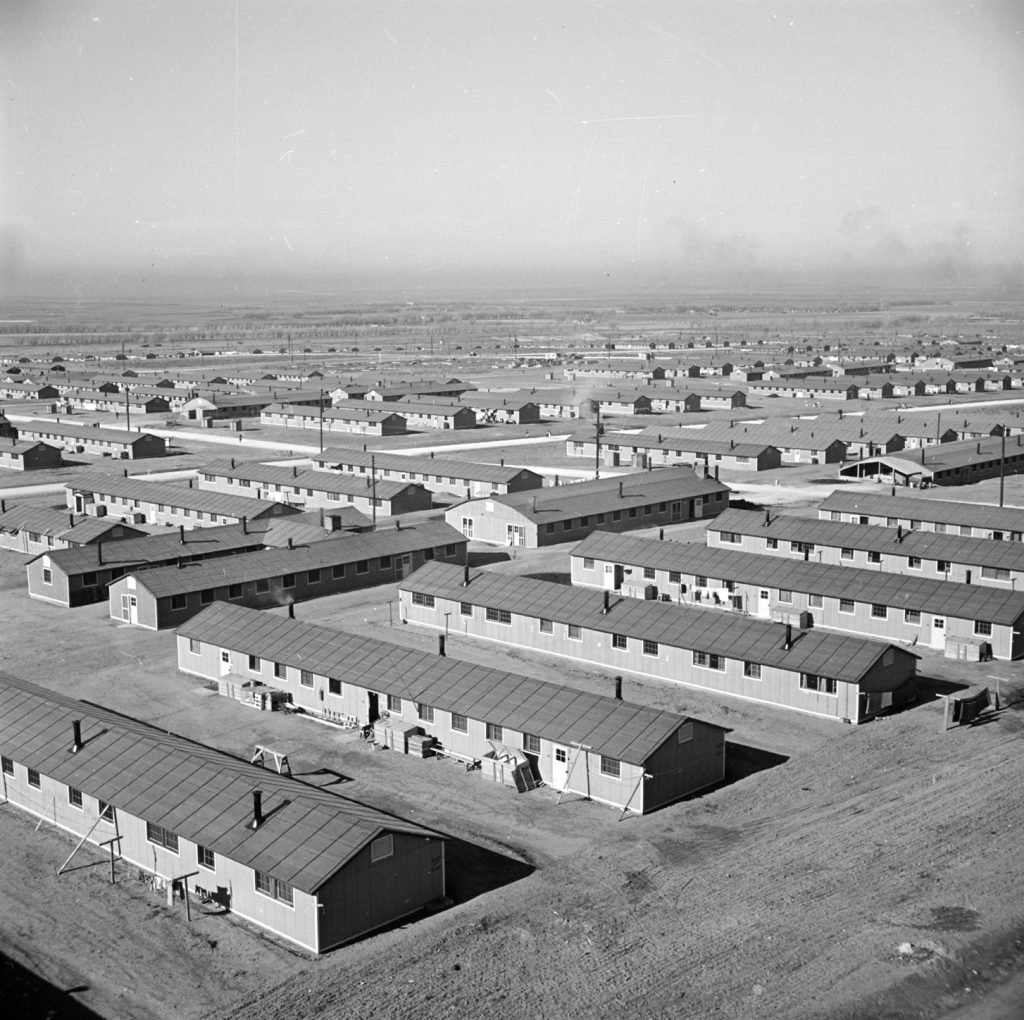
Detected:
[
  {"left": 0, "top": 673, "right": 445, "bottom": 954},
  {"left": 838, "top": 434, "right": 1024, "bottom": 487}
]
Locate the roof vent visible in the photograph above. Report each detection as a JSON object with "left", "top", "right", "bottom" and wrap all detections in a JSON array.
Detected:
[
  {"left": 70, "top": 719, "right": 83, "bottom": 753},
  {"left": 251, "top": 790, "right": 263, "bottom": 829}
]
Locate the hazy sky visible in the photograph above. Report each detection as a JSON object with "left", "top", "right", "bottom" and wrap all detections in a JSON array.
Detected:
[{"left": 2, "top": 0, "right": 1023, "bottom": 291}]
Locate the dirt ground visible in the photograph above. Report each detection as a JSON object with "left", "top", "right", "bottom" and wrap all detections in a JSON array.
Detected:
[{"left": 2, "top": 484, "right": 1024, "bottom": 1019}]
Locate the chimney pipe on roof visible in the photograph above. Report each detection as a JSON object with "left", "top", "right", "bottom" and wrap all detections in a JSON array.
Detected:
[
  {"left": 97, "top": 540, "right": 104, "bottom": 565},
  {"left": 614, "top": 675, "right": 622, "bottom": 701},
  {"left": 602, "top": 589, "right": 610, "bottom": 614},
  {"left": 1, "top": 499, "right": 4, "bottom": 513},
  {"left": 70, "top": 719, "right": 83, "bottom": 753},
  {"left": 69, "top": 513, "right": 74, "bottom": 529},
  {"left": 438, "top": 634, "right": 446, "bottom": 657},
  {"left": 188, "top": 479, "right": 193, "bottom": 488},
  {"left": 659, "top": 528, "right": 664, "bottom": 540},
  {"left": 463, "top": 564, "right": 470, "bottom": 587},
  {"left": 764, "top": 508, "right": 770, "bottom": 527},
  {"left": 288, "top": 602, "right": 295, "bottom": 619},
  {"left": 714, "top": 465, "right": 719, "bottom": 480},
  {"left": 966, "top": 569, "right": 972, "bottom": 585},
  {"left": 618, "top": 480, "right": 623, "bottom": 498},
  {"left": 784, "top": 622, "right": 793, "bottom": 651},
  {"left": 123, "top": 469, "right": 128, "bottom": 478},
  {"left": 287, "top": 537, "right": 293, "bottom": 550},
  {"left": 178, "top": 525, "right": 185, "bottom": 545},
  {"left": 251, "top": 790, "right": 263, "bottom": 829}
]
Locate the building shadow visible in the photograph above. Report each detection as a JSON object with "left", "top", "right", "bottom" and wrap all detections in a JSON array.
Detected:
[
  {"left": 640, "top": 741, "right": 789, "bottom": 816},
  {"left": 522, "top": 571, "right": 570, "bottom": 585},
  {"left": 726, "top": 497, "right": 765, "bottom": 512},
  {"left": 907, "top": 675, "right": 970, "bottom": 704},
  {"left": 442, "top": 836, "right": 535, "bottom": 906},
  {"left": 320, "top": 835, "right": 535, "bottom": 954},
  {"left": 723, "top": 741, "right": 789, "bottom": 784},
  {"left": 0, "top": 950, "right": 104, "bottom": 1020},
  {"left": 292, "top": 766, "right": 353, "bottom": 786},
  {"left": 468, "top": 550, "right": 511, "bottom": 567}
]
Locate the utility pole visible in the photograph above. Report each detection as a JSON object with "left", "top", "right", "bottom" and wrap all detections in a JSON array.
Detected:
[
  {"left": 371, "top": 453, "right": 377, "bottom": 529},
  {"left": 124, "top": 386, "right": 131, "bottom": 432},
  {"left": 1000, "top": 427, "right": 1006, "bottom": 507},
  {"left": 318, "top": 388, "right": 324, "bottom": 454},
  {"left": 594, "top": 403, "right": 601, "bottom": 480}
]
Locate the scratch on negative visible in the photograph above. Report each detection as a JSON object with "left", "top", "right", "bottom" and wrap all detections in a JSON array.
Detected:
[{"left": 574, "top": 133, "right": 597, "bottom": 232}]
